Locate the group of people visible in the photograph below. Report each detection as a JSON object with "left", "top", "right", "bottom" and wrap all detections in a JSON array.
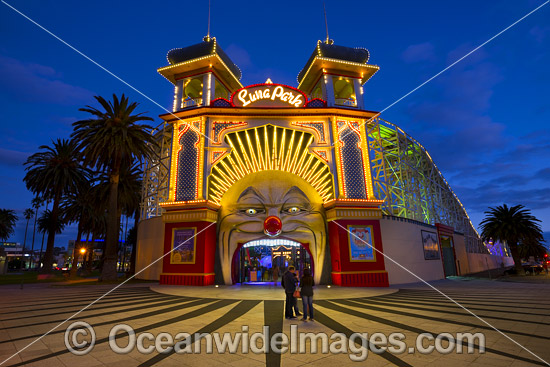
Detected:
[{"left": 281, "top": 266, "right": 314, "bottom": 321}]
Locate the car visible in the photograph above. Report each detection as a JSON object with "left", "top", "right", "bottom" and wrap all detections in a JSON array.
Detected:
[{"left": 523, "top": 262, "right": 544, "bottom": 275}]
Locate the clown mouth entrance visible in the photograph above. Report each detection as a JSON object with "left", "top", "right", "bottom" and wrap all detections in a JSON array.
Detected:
[{"left": 233, "top": 239, "right": 312, "bottom": 284}]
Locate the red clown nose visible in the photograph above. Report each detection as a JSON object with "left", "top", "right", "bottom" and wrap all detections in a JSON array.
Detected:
[{"left": 264, "top": 216, "right": 282, "bottom": 237}]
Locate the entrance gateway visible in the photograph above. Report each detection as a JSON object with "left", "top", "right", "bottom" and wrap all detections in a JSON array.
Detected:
[
  {"left": 232, "top": 239, "right": 312, "bottom": 284},
  {"left": 135, "top": 36, "right": 512, "bottom": 288}
]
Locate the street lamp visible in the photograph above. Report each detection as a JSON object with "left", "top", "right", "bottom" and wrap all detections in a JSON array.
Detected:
[{"left": 80, "top": 248, "right": 86, "bottom": 255}]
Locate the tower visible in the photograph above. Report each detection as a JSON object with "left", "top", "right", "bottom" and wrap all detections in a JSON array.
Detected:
[
  {"left": 297, "top": 40, "right": 379, "bottom": 110},
  {"left": 158, "top": 36, "right": 243, "bottom": 111}
]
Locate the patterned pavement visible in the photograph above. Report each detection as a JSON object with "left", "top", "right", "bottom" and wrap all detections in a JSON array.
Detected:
[{"left": 0, "top": 280, "right": 549, "bottom": 366}]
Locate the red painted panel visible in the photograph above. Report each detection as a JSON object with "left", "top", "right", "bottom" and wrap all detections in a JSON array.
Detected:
[
  {"left": 162, "top": 221, "right": 217, "bottom": 275},
  {"left": 160, "top": 274, "right": 215, "bottom": 286},
  {"left": 329, "top": 219, "right": 386, "bottom": 273}
]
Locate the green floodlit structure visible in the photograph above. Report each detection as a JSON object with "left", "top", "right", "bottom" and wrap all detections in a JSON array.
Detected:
[
  {"left": 367, "top": 117, "right": 487, "bottom": 254},
  {"left": 140, "top": 116, "right": 489, "bottom": 255}
]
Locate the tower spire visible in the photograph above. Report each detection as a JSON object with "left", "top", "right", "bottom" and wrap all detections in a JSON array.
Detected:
[
  {"left": 323, "top": 2, "right": 330, "bottom": 44},
  {"left": 205, "top": 0, "right": 212, "bottom": 41}
]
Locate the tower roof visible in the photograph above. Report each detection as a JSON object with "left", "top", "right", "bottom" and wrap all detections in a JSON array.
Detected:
[
  {"left": 297, "top": 40, "right": 379, "bottom": 92},
  {"left": 166, "top": 37, "right": 242, "bottom": 80}
]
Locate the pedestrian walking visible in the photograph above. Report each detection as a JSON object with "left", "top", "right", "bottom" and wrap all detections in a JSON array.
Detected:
[{"left": 299, "top": 268, "right": 314, "bottom": 321}]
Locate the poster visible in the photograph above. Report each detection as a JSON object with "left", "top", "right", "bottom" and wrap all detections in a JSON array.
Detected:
[
  {"left": 421, "top": 230, "right": 440, "bottom": 260},
  {"left": 348, "top": 225, "right": 375, "bottom": 261},
  {"left": 171, "top": 227, "right": 196, "bottom": 264}
]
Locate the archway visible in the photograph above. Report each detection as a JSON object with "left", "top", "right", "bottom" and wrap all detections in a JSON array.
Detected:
[{"left": 231, "top": 239, "right": 314, "bottom": 284}]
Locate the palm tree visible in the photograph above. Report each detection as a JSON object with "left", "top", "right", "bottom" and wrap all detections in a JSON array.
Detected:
[
  {"left": 61, "top": 180, "right": 96, "bottom": 278},
  {"left": 29, "top": 197, "right": 44, "bottom": 270},
  {"left": 518, "top": 237, "right": 547, "bottom": 260},
  {"left": 71, "top": 94, "right": 156, "bottom": 281},
  {"left": 95, "top": 162, "right": 142, "bottom": 274},
  {"left": 23, "top": 139, "right": 89, "bottom": 273},
  {"left": 0, "top": 209, "right": 18, "bottom": 241},
  {"left": 87, "top": 210, "right": 108, "bottom": 273},
  {"left": 22, "top": 208, "right": 34, "bottom": 269},
  {"left": 37, "top": 210, "right": 66, "bottom": 267},
  {"left": 480, "top": 204, "right": 543, "bottom": 275}
]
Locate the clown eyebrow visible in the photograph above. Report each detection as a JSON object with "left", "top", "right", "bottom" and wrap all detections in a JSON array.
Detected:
[
  {"left": 237, "top": 186, "right": 266, "bottom": 203},
  {"left": 282, "top": 186, "right": 310, "bottom": 202}
]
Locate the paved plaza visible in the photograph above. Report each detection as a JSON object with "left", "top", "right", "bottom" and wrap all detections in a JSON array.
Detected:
[{"left": 0, "top": 278, "right": 549, "bottom": 366}]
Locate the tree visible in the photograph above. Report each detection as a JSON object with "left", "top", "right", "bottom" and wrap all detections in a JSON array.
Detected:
[
  {"left": 29, "top": 196, "right": 44, "bottom": 269},
  {"left": 480, "top": 204, "right": 543, "bottom": 275},
  {"left": 23, "top": 139, "right": 89, "bottom": 273},
  {"left": 0, "top": 209, "right": 18, "bottom": 241},
  {"left": 37, "top": 210, "right": 66, "bottom": 245},
  {"left": 21, "top": 208, "right": 34, "bottom": 269},
  {"left": 61, "top": 180, "right": 96, "bottom": 278},
  {"left": 71, "top": 94, "right": 156, "bottom": 281},
  {"left": 518, "top": 238, "right": 547, "bottom": 260}
]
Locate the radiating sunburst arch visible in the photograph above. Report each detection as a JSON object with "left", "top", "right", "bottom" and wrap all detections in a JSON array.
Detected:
[{"left": 207, "top": 124, "right": 335, "bottom": 204}]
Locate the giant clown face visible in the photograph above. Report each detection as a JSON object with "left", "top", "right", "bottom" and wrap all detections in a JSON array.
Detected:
[{"left": 216, "top": 171, "right": 328, "bottom": 285}]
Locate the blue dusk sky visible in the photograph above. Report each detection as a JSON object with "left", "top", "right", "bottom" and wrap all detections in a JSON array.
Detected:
[{"left": 1, "top": 0, "right": 549, "bottom": 248}]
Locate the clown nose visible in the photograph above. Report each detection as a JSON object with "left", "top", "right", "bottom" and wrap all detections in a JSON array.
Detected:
[{"left": 264, "top": 216, "right": 282, "bottom": 237}]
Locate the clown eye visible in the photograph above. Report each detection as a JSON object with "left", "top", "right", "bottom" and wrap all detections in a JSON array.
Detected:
[
  {"left": 285, "top": 207, "right": 301, "bottom": 214},
  {"left": 246, "top": 208, "right": 257, "bottom": 215}
]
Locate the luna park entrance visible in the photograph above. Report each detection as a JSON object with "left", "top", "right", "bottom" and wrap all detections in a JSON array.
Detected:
[{"left": 234, "top": 239, "right": 312, "bottom": 284}]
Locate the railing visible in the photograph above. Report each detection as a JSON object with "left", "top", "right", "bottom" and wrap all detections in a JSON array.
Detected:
[
  {"left": 181, "top": 97, "right": 203, "bottom": 109},
  {"left": 335, "top": 98, "right": 357, "bottom": 107}
]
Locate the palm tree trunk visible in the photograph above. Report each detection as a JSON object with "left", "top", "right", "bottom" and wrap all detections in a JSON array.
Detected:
[
  {"left": 41, "top": 194, "right": 61, "bottom": 274},
  {"left": 86, "top": 232, "right": 94, "bottom": 273},
  {"left": 129, "top": 210, "right": 140, "bottom": 275},
  {"left": 100, "top": 172, "right": 120, "bottom": 281},
  {"left": 509, "top": 242, "right": 525, "bottom": 275},
  {"left": 81, "top": 232, "right": 91, "bottom": 276},
  {"left": 22, "top": 219, "right": 30, "bottom": 270},
  {"left": 70, "top": 223, "right": 83, "bottom": 278},
  {"left": 38, "top": 201, "right": 49, "bottom": 270},
  {"left": 30, "top": 207, "right": 39, "bottom": 270}
]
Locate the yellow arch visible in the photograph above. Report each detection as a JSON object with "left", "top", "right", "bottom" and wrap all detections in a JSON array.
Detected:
[{"left": 207, "top": 124, "right": 335, "bottom": 204}]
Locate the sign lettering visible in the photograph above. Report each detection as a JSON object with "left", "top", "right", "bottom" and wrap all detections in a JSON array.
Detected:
[{"left": 231, "top": 83, "right": 307, "bottom": 108}]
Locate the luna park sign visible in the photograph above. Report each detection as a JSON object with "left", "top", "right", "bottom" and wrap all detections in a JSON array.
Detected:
[{"left": 231, "top": 83, "right": 307, "bottom": 108}]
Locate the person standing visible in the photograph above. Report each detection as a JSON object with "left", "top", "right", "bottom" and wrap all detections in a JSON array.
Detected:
[
  {"left": 282, "top": 266, "right": 297, "bottom": 319},
  {"left": 299, "top": 268, "right": 314, "bottom": 321}
]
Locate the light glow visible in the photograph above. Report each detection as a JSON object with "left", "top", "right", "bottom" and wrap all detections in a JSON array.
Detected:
[{"left": 242, "top": 239, "right": 301, "bottom": 248}]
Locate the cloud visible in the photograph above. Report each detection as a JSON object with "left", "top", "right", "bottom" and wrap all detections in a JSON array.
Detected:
[
  {"left": 455, "top": 183, "right": 550, "bottom": 212},
  {"left": 402, "top": 42, "right": 436, "bottom": 63},
  {"left": 0, "top": 55, "right": 95, "bottom": 105},
  {"left": 0, "top": 147, "right": 31, "bottom": 167},
  {"left": 401, "top": 43, "right": 507, "bottom": 173}
]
